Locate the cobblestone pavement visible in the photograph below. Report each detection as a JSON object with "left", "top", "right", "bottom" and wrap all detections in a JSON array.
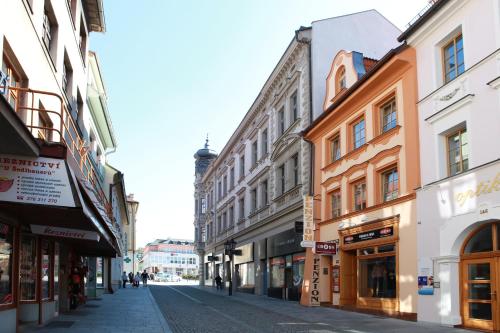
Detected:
[
  {"left": 150, "top": 285, "right": 474, "bottom": 333},
  {"left": 22, "top": 286, "right": 171, "bottom": 333}
]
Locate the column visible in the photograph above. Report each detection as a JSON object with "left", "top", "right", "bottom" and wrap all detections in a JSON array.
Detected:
[{"left": 435, "top": 255, "right": 461, "bottom": 326}]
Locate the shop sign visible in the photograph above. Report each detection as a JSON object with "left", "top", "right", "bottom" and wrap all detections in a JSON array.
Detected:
[
  {"left": 314, "top": 242, "right": 337, "bottom": 255},
  {"left": 310, "top": 255, "right": 320, "bottom": 306},
  {"left": 0, "top": 155, "right": 75, "bottom": 207},
  {"left": 267, "top": 229, "right": 302, "bottom": 258},
  {"left": 302, "top": 195, "right": 314, "bottom": 248},
  {"left": 343, "top": 226, "right": 393, "bottom": 245},
  {"left": 30, "top": 225, "right": 100, "bottom": 241}
]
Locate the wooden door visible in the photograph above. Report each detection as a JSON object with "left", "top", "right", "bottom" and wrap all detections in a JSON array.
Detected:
[
  {"left": 340, "top": 250, "right": 356, "bottom": 306},
  {"left": 462, "top": 258, "right": 497, "bottom": 331}
]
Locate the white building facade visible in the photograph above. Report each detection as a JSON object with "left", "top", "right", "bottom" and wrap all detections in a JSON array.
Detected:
[
  {"left": 141, "top": 239, "right": 198, "bottom": 277},
  {"left": 399, "top": 0, "right": 500, "bottom": 330}
]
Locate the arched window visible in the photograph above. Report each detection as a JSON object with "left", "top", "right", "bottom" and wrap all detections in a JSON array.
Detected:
[
  {"left": 463, "top": 224, "right": 494, "bottom": 254},
  {"left": 336, "top": 66, "right": 346, "bottom": 93}
]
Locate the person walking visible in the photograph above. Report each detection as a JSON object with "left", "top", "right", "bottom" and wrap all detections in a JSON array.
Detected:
[
  {"left": 134, "top": 272, "right": 141, "bottom": 288},
  {"left": 128, "top": 272, "right": 134, "bottom": 285},
  {"left": 141, "top": 270, "right": 149, "bottom": 287},
  {"left": 122, "top": 271, "right": 128, "bottom": 288},
  {"left": 215, "top": 274, "right": 222, "bottom": 290}
]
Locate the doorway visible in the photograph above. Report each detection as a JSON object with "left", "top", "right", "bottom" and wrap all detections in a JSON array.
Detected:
[{"left": 461, "top": 223, "right": 500, "bottom": 331}]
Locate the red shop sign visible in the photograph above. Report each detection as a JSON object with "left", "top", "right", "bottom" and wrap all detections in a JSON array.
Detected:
[{"left": 314, "top": 242, "right": 337, "bottom": 255}]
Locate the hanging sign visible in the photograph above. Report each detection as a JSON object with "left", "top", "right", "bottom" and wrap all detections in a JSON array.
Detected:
[
  {"left": 301, "top": 195, "right": 314, "bottom": 247},
  {"left": 314, "top": 242, "right": 337, "bottom": 255},
  {"left": 30, "top": 225, "right": 100, "bottom": 241},
  {"left": 0, "top": 155, "right": 75, "bottom": 207},
  {"left": 310, "top": 255, "right": 320, "bottom": 306},
  {"left": 343, "top": 226, "right": 393, "bottom": 245}
]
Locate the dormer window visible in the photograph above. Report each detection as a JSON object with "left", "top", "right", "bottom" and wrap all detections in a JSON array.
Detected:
[{"left": 336, "top": 66, "right": 346, "bottom": 93}]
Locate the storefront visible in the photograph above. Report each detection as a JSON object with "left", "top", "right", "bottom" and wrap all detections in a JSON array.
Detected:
[
  {"left": 234, "top": 243, "right": 254, "bottom": 293},
  {"left": 338, "top": 217, "right": 401, "bottom": 315},
  {"left": 417, "top": 162, "right": 500, "bottom": 330},
  {"left": 267, "top": 228, "right": 305, "bottom": 301}
]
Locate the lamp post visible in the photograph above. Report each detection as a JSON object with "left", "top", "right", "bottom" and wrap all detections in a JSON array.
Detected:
[{"left": 224, "top": 239, "right": 236, "bottom": 296}]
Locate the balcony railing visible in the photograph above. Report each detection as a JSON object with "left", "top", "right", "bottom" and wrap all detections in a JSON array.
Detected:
[{"left": 5, "top": 86, "right": 113, "bottom": 220}]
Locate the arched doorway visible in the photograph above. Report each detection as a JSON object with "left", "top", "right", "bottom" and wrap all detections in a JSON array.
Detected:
[{"left": 461, "top": 222, "right": 500, "bottom": 331}]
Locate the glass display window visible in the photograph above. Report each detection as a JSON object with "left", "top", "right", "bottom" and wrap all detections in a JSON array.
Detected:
[
  {"left": 96, "top": 257, "right": 104, "bottom": 288},
  {"left": 41, "top": 240, "right": 52, "bottom": 300},
  {"left": 0, "top": 223, "right": 14, "bottom": 305},
  {"left": 20, "top": 236, "right": 37, "bottom": 301},
  {"left": 236, "top": 262, "right": 255, "bottom": 288},
  {"left": 292, "top": 253, "right": 305, "bottom": 288},
  {"left": 358, "top": 243, "right": 396, "bottom": 299},
  {"left": 54, "top": 243, "right": 59, "bottom": 298},
  {"left": 270, "top": 257, "right": 285, "bottom": 288}
]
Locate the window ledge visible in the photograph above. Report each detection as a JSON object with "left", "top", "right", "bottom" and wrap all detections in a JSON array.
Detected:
[
  {"left": 343, "top": 144, "right": 369, "bottom": 161},
  {"left": 368, "top": 125, "right": 401, "bottom": 146}
]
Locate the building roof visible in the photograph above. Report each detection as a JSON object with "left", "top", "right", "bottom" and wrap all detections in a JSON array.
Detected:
[{"left": 397, "top": 0, "right": 449, "bottom": 42}]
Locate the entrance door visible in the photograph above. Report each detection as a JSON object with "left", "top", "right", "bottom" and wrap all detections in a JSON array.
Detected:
[{"left": 462, "top": 258, "right": 497, "bottom": 331}]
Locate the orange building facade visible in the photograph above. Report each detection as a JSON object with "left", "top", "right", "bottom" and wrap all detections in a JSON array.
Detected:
[{"left": 302, "top": 45, "right": 420, "bottom": 319}]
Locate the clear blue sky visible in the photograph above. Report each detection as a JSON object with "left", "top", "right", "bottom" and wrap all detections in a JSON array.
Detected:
[{"left": 91, "top": 0, "right": 428, "bottom": 248}]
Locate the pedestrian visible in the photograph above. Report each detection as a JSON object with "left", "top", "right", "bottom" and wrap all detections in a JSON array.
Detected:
[
  {"left": 141, "top": 269, "right": 149, "bottom": 287},
  {"left": 215, "top": 274, "right": 222, "bottom": 290},
  {"left": 128, "top": 272, "right": 134, "bottom": 285},
  {"left": 134, "top": 272, "right": 141, "bottom": 287},
  {"left": 122, "top": 271, "right": 128, "bottom": 288}
]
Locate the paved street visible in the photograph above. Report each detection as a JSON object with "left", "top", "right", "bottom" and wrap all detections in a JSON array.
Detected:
[{"left": 150, "top": 285, "right": 475, "bottom": 333}]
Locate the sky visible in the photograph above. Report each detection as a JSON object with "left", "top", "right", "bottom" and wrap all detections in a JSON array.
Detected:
[{"left": 91, "top": 0, "right": 429, "bottom": 248}]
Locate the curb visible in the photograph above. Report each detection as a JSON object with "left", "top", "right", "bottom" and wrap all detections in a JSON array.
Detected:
[{"left": 147, "top": 287, "right": 173, "bottom": 333}]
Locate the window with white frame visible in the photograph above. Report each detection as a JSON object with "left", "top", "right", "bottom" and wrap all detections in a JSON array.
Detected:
[
  {"left": 447, "top": 127, "right": 468, "bottom": 176},
  {"left": 381, "top": 98, "right": 397, "bottom": 133}
]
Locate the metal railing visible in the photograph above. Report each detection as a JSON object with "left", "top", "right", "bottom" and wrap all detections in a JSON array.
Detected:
[
  {"left": 405, "top": 0, "right": 439, "bottom": 30},
  {"left": 5, "top": 86, "right": 113, "bottom": 220}
]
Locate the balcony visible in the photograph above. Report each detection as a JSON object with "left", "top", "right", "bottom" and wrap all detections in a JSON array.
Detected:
[{"left": 6, "top": 86, "right": 113, "bottom": 220}]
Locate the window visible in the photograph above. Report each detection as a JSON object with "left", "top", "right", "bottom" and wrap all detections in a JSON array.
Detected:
[
  {"left": 337, "top": 67, "right": 346, "bottom": 92},
  {"left": 38, "top": 102, "right": 53, "bottom": 141},
  {"left": 79, "top": 16, "right": 87, "bottom": 59},
  {"left": 230, "top": 167, "right": 235, "bottom": 189},
  {"left": 41, "top": 240, "right": 52, "bottom": 299},
  {"left": 62, "top": 54, "right": 73, "bottom": 97},
  {"left": 252, "top": 140, "right": 258, "bottom": 166},
  {"left": 330, "top": 135, "right": 341, "bottom": 162},
  {"left": 239, "top": 155, "right": 245, "bottom": 179},
  {"left": 382, "top": 168, "right": 399, "bottom": 202},
  {"left": 96, "top": 257, "right": 104, "bottom": 288},
  {"left": 278, "top": 107, "right": 285, "bottom": 136},
  {"left": 222, "top": 212, "right": 227, "bottom": 230},
  {"left": 251, "top": 188, "right": 257, "bottom": 212},
  {"left": 217, "top": 181, "right": 222, "bottom": 199},
  {"left": 42, "top": 2, "right": 58, "bottom": 61},
  {"left": 278, "top": 164, "right": 285, "bottom": 195},
  {"left": 261, "top": 180, "right": 268, "bottom": 206},
  {"left": 290, "top": 91, "right": 298, "bottom": 123},
  {"left": 353, "top": 181, "right": 366, "bottom": 211},
  {"left": 331, "top": 190, "right": 341, "bottom": 218},
  {"left": 223, "top": 176, "right": 227, "bottom": 196},
  {"left": 261, "top": 129, "right": 268, "bottom": 156},
  {"left": 217, "top": 216, "right": 222, "bottom": 233},
  {"left": 381, "top": 98, "right": 397, "bottom": 133},
  {"left": 0, "top": 223, "right": 14, "bottom": 305},
  {"left": 443, "top": 34, "right": 464, "bottom": 83},
  {"left": 358, "top": 246, "right": 396, "bottom": 299},
  {"left": 352, "top": 118, "right": 366, "bottom": 150},
  {"left": 447, "top": 128, "right": 468, "bottom": 176},
  {"left": 292, "top": 154, "right": 299, "bottom": 187},
  {"left": 20, "top": 236, "right": 37, "bottom": 301},
  {"left": 2, "top": 55, "right": 21, "bottom": 110},
  {"left": 228, "top": 206, "right": 234, "bottom": 227},
  {"left": 238, "top": 197, "right": 245, "bottom": 220}
]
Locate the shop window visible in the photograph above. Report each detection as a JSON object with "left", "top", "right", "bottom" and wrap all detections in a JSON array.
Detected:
[
  {"left": 447, "top": 127, "right": 468, "bottom": 176},
  {"left": 20, "top": 236, "right": 37, "bottom": 301},
  {"left": 464, "top": 226, "right": 493, "bottom": 254},
  {"left": 270, "top": 258, "right": 285, "bottom": 288},
  {"left": 0, "top": 223, "right": 14, "bottom": 305},
  {"left": 381, "top": 98, "right": 397, "bottom": 133},
  {"left": 359, "top": 255, "right": 396, "bottom": 298},
  {"left": 41, "top": 240, "right": 52, "bottom": 300},
  {"left": 292, "top": 254, "right": 305, "bottom": 288},
  {"left": 96, "top": 257, "right": 104, "bottom": 288},
  {"left": 443, "top": 33, "right": 464, "bottom": 83},
  {"left": 382, "top": 168, "right": 399, "bottom": 202},
  {"left": 236, "top": 262, "right": 255, "bottom": 288}
]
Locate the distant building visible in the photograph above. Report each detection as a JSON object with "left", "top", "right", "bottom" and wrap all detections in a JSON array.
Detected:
[{"left": 141, "top": 239, "right": 198, "bottom": 276}]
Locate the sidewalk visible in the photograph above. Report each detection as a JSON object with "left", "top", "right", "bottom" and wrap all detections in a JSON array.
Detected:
[{"left": 23, "top": 286, "right": 171, "bottom": 333}]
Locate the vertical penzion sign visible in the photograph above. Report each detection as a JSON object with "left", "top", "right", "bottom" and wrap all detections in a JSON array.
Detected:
[
  {"left": 301, "top": 195, "right": 314, "bottom": 248},
  {"left": 310, "top": 255, "right": 320, "bottom": 306}
]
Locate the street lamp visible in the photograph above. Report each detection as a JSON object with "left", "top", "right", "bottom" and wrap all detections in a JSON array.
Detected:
[{"left": 224, "top": 239, "right": 236, "bottom": 296}]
